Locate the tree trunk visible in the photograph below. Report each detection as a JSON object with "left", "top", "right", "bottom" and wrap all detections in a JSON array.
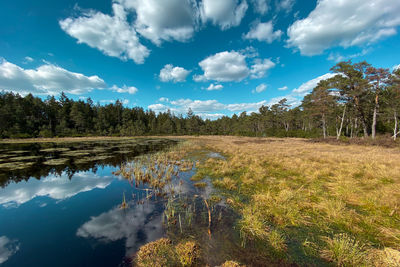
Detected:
[
  {"left": 362, "top": 120, "right": 368, "bottom": 138},
  {"left": 322, "top": 114, "right": 326, "bottom": 139},
  {"left": 394, "top": 111, "right": 398, "bottom": 141},
  {"left": 337, "top": 105, "right": 346, "bottom": 140},
  {"left": 371, "top": 94, "right": 378, "bottom": 139}
]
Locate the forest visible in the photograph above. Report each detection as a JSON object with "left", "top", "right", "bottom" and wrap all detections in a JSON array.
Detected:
[{"left": 1, "top": 61, "right": 399, "bottom": 140}]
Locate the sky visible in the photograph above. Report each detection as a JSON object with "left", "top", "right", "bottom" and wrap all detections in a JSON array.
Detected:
[{"left": 1, "top": 0, "right": 400, "bottom": 119}]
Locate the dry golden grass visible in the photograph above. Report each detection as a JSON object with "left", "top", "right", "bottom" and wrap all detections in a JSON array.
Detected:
[{"left": 182, "top": 136, "right": 400, "bottom": 266}]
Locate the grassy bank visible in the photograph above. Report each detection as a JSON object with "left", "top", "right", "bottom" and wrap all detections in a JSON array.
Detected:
[{"left": 188, "top": 136, "right": 400, "bottom": 266}]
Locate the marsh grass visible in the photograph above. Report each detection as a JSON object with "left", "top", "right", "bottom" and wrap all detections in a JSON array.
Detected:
[{"left": 186, "top": 136, "right": 400, "bottom": 266}]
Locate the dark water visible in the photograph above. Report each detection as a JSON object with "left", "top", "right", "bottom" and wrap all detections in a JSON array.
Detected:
[
  {"left": 0, "top": 139, "right": 242, "bottom": 267},
  {"left": 0, "top": 139, "right": 179, "bottom": 266}
]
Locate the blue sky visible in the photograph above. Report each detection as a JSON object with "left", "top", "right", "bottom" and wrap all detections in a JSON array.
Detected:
[{"left": 1, "top": 0, "right": 399, "bottom": 119}]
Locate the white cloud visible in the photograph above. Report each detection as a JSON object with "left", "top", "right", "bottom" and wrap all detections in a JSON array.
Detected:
[
  {"left": 252, "top": 83, "right": 267, "bottom": 93},
  {"left": 206, "top": 83, "right": 223, "bottom": 90},
  {"left": 327, "top": 48, "right": 370, "bottom": 63},
  {"left": 159, "top": 64, "right": 190, "bottom": 82},
  {"left": 24, "top": 56, "right": 34, "bottom": 63},
  {"left": 292, "top": 73, "right": 336, "bottom": 96},
  {"left": 0, "top": 58, "right": 106, "bottom": 95},
  {"left": 195, "top": 51, "right": 249, "bottom": 82},
  {"left": 251, "top": 0, "right": 269, "bottom": 15},
  {"left": 392, "top": 64, "right": 400, "bottom": 71},
  {"left": 200, "top": 0, "right": 248, "bottom": 30},
  {"left": 239, "top": 46, "right": 259, "bottom": 58},
  {"left": 110, "top": 85, "right": 138, "bottom": 94},
  {"left": 0, "top": 172, "right": 112, "bottom": 207},
  {"left": 278, "top": 86, "right": 288, "bottom": 91},
  {"left": 117, "top": 0, "right": 199, "bottom": 45},
  {"left": 0, "top": 236, "right": 19, "bottom": 264},
  {"left": 250, "top": 58, "right": 275, "bottom": 79},
  {"left": 60, "top": 3, "right": 150, "bottom": 64},
  {"left": 276, "top": 0, "right": 295, "bottom": 13},
  {"left": 287, "top": 0, "right": 400, "bottom": 55},
  {"left": 244, "top": 21, "right": 282, "bottom": 43},
  {"left": 99, "top": 99, "right": 129, "bottom": 105},
  {"left": 158, "top": 97, "right": 169, "bottom": 102},
  {"left": 149, "top": 98, "right": 269, "bottom": 116}
]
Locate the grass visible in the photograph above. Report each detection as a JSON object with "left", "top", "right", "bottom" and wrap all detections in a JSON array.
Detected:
[
  {"left": 135, "top": 238, "right": 200, "bottom": 267},
  {"left": 182, "top": 136, "right": 400, "bottom": 266}
]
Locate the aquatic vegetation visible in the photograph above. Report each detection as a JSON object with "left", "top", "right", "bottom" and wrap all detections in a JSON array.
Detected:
[
  {"left": 43, "top": 158, "right": 69, "bottom": 165},
  {"left": 8, "top": 155, "right": 42, "bottom": 161},
  {"left": 135, "top": 238, "right": 179, "bottom": 267},
  {"left": 221, "top": 260, "right": 244, "bottom": 267},
  {"left": 175, "top": 241, "right": 200, "bottom": 266},
  {"left": 40, "top": 148, "right": 70, "bottom": 152},
  {"left": 120, "top": 192, "right": 128, "bottom": 209},
  {"left": 193, "top": 182, "right": 207, "bottom": 188},
  {"left": 135, "top": 238, "right": 200, "bottom": 267},
  {"left": 74, "top": 155, "right": 113, "bottom": 164},
  {"left": 0, "top": 161, "right": 35, "bottom": 170}
]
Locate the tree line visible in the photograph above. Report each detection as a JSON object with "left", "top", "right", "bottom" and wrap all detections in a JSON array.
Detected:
[{"left": 0, "top": 61, "right": 399, "bottom": 140}]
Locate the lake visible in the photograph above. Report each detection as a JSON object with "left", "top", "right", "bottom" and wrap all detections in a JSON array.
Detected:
[{"left": 0, "top": 138, "right": 239, "bottom": 266}]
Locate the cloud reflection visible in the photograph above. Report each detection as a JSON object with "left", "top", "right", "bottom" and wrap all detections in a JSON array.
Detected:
[
  {"left": 0, "top": 236, "right": 19, "bottom": 264},
  {"left": 76, "top": 201, "right": 164, "bottom": 255},
  {"left": 0, "top": 172, "right": 113, "bottom": 207}
]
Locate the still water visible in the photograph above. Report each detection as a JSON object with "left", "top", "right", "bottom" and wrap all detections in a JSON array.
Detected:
[{"left": 0, "top": 139, "right": 178, "bottom": 266}]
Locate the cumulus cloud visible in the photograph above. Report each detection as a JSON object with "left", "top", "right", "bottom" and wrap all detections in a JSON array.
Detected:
[
  {"left": 200, "top": 0, "right": 248, "bottom": 30},
  {"left": 292, "top": 73, "right": 336, "bottom": 96},
  {"left": 159, "top": 64, "right": 191, "bottom": 82},
  {"left": 195, "top": 51, "right": 249, "bottom": 82},
  {"left": 250, "top": 58, "right": 275, "bottom": 79},
  {"left": 0, "top": 172, "right": 112, "bottom": 207},
  {"left": 0, "top": 58, "right": 106, "bottom": 95},
  {"left": 0, "top": 236, "right": 19, "bottom": 264},
  {"left": 110, "top": 85, "right": 138, "bottom": 94},
  {"left": 278, "top": 86, "right": 288, "bottom": 91},
  {"left": 252, "top": 83, "right": 267, "bottom": 93},
  {"left": 117, "top": 0, "right": 199, "bottom": 45},
  {"left": 60, "top": 3, "right": 150, "bottom": 64},
  {"left": 206, "top": 83, "right": 223, "bottom": 90},
  {"left": 287, "top": 0, "right": 400, "bottom": 55},
  {"left": 244, "top": 21, "right": 282, "bottom": 43},
  {"left": 251, "top": 0, "right": 269, "bottom": 15},
  {"left": 148, "top": 98, "right": 269, "bottom": 117}
]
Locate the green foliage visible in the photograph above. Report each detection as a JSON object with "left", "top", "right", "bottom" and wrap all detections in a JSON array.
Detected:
[{"left": 1, "top": 62, "right": 399, "bottom": 139}]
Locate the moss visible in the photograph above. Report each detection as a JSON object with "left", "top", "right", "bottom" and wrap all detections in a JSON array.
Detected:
[
  {"left": 175, "top": 241, "right": 200, "bottom": 266},
  {"left": 136, "top": 238, "right": 179, "bottom": 267},
  {"left": 221, "top": 260, "right": 244, "bottom": 267}
]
